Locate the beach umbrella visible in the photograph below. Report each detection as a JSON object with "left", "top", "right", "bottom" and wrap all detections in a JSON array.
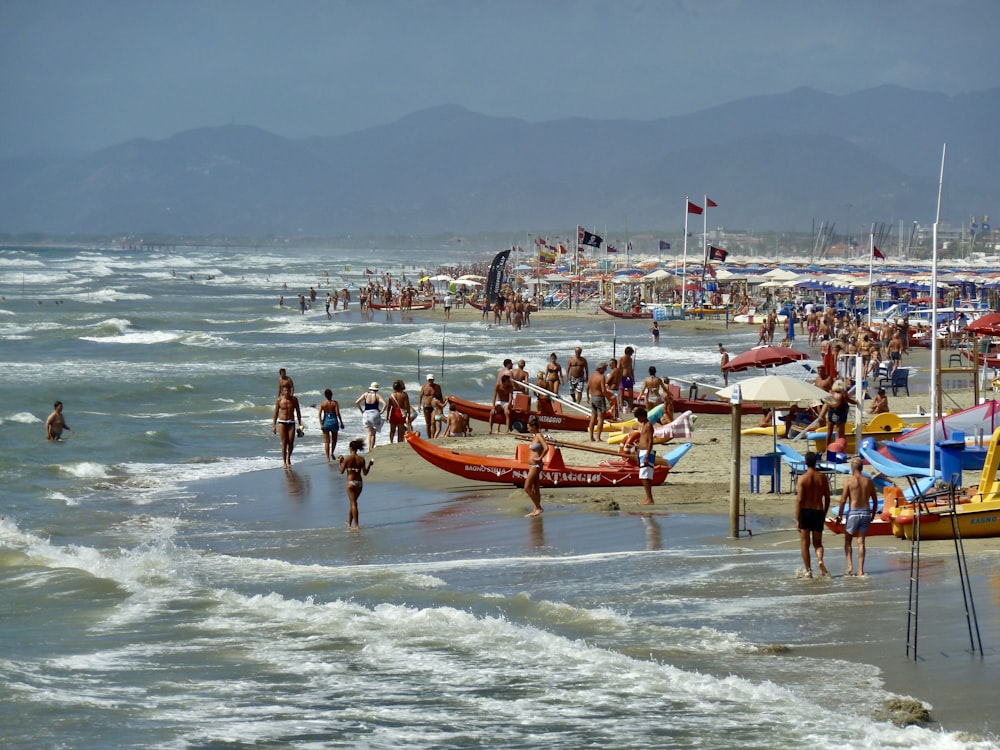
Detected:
[
  {"left": 966, "top": 312, "right": 1000, "bottom": 336},
  {"left": 722, "top": 345, "right": 808, "bottom": 373},
  {"left": 717, "top": 375, "right": 830, "bottom": 453}
]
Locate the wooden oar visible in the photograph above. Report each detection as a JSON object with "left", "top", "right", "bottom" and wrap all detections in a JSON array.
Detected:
[
  {"left": 514, "top": 434, "right": 672, "bottom": 466},
  {"left": 520, "top": 380, "right": 591, "bottom": 416}
]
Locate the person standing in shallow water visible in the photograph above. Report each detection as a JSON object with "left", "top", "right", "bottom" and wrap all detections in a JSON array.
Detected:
[
  {"left": 795, "top": 451, "right": 831, "bottom": 578},
  {"left": 338, "top": 438, "right": 372, "bottom": 530},
  {"left": 45, "top": 400, "right": 72, "bottom": 441},
  {"left": 318, "top": 389, "right": 344, "bottom": 461},
  {"left": 523, "top": 415, "right": 547, "bottom": 517},
  {"left": 272, "top": 383, "right": 302, "bottom": 468}
]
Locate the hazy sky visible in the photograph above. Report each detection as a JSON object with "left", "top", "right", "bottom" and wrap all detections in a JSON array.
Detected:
[{"left": 2, "top": 0, "right": 997, "bottom": 158}]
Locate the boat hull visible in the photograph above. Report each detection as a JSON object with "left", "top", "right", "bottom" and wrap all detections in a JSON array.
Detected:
[
  {"left": 404, "top": 431, "right": 670, "bottom": 487},
  {"left": 824, "top": 517, "right": 895, "bottom": 536},
  {"left": 368, "top": 300, "right": 434, "bottom": 311},
  {"left": 447, "top": 394, "right": 596, "bottom": 432},
  {"left": 891, "top": 500, "right": 1000, "bottom": 540},
  {"left": 599, "top": 304, "right": 652, "bottom": 319}
]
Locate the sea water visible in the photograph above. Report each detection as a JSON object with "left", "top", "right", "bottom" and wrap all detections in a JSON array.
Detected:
[{"left": 1, "top": 243, "right": 997, "bottom": 749}]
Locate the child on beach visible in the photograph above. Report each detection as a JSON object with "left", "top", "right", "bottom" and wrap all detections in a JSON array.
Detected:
[{"left": 338, "top": 438, "right": 372, "bottom": 530}]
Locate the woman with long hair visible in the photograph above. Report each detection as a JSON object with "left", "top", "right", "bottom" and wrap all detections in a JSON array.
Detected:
[{"left": 523, "top": 415, "right": 548, "bottom": 518}]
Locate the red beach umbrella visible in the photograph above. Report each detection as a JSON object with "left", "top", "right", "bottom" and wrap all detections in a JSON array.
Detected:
[
  {"left": 722, "top": 345, "right": 808, "bottom": 373},
  {"left": 965, "top": 312, "right": 1000, "bottom": 336}
]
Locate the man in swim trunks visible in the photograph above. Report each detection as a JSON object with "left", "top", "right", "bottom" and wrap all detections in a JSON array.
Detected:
[
  {"left": 618, "top": 346, "right": 635, "bottom": 412},
  {"left": 272, "top": 383, "right": 302, "bottom": 468},
  {"left": 586, "top": 361, "right": 611, "bottom": 442},
  {"left": 566, "top": 347, "right": 589, "bottom": 404},
  {"left": 278, "top": 367, "right": 294, "bottom": 396},
  {"left": 510, "top": 359, "right": 530, "bottom": 395},
  {"left": 634, "top": 406, "right": 655, "bottom": 505},
  {"left": 45, "top": 400, "right": 72, "bottom": 441},
  {"left": 491, "top": 374, "right": 515, "bottom": 434},
  {"left": 418, "top": 374, "right": 441, "bottom": 437},
  {"left": 795, "top": 451, "right": 831, "bottom": 578},
  {"left": 835, "top": 457, "right": 879, "bottom": 576},
  {"left": 718, "top": 343, "right": 730, "bottom": 386}
]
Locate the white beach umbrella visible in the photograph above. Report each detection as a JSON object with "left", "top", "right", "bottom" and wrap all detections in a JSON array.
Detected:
[{"left": 717, "top": 374, "right": 830, "bottom": 453}]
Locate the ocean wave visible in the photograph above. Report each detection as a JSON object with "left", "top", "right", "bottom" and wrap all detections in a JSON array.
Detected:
[
  {"left": 3, "top": 411, "right": 42, "bottom": 424},
  {"left": 61, "top": 461, "right": 112, "bottom": 479},
  {"left": 80, "top": 331, "right": 180, "bottom": 345}
]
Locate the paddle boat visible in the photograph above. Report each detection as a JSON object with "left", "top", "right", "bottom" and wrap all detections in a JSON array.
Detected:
[
  {"left": 404, "top": 431, "right": 690, "bottom": 488},
  {"left": 889, "top": 426, "right": 1000, "bottom": 540}
]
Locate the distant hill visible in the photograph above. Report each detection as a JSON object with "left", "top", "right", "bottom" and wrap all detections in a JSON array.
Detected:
[{"left": 0, "top": 85, "right": 996, "bottom": 237}]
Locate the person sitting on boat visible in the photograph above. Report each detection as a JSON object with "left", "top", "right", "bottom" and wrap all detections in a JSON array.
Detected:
[
  {"left": 491, "top": 374, "right": 515, "bottom": 434},
  {"left": 868, "top": 387, "right": 889, "bottom": 416}
]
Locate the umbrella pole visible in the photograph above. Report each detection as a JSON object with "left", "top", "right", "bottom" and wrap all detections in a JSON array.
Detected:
[{"left": 729, "top": 398, "right": 743, "bottom": 538}]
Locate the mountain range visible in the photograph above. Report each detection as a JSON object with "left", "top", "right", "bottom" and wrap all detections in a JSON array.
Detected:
[{"left": 1, "top": 85, "right": 996, "bottom": 238}]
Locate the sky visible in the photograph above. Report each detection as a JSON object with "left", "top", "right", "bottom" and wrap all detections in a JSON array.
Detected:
[{"left": 2, "top": 0, "right": 998, "bottom": 158}]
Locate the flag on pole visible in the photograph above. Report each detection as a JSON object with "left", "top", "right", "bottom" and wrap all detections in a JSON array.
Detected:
[
  {"left": 708, "top": 246, "right": 728, "bottom": 262},
  {"left": 873, "top": 245, "right": 885, "bottom": 260},
  {"left": 706, "top": 197, "right": 718, "bottom": 208},
  {"left": 577, "top": 226, "right": 603, "bottom": 249},
  {"left": 606, "top": 243, "right": 618, "bottom": 253},
  {"left": 687, "top": 201, "right": 703, "bottom": 215},
  {"left": 658, "top": 240, "right": 671, "bottom": 251}
]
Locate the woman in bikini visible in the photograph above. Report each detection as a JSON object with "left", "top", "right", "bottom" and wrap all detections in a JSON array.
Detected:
[
  {"left": 523, "top": 415, "right": 548, "bottom": 518},
  {"left": 545, "top": 352, "right": 563, "bottom": 396},
  {"left": 386, "top": 379, "right": 413, "bottom": 444},
  {"left": 338, "top": 438, "right": 372, "bottom": 530}
]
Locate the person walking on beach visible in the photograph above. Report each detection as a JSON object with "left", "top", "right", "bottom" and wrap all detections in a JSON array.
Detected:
[
  {"left": 418, "top": 374, "right": 441, "bottom": 437},
  {"left": 795, "top": 451, "right": 831, "bottom": 578},
  {"left": 719, "top": 343, "right": 730, "bottom": 386},
  {"left": 523, "top": 415, "right": 547, "bottom": 517},
  {"left": 586, "top": 362, "right": 611, "bottom": 441},
  {"left": 566, "top": 347, "right": 589, "bottom": 404},
  {"left": 272, "top": 383, "right": 303, "bottom": 468},
  {"left": 356, "top": 382, "right": 387, "bottom": 452},
  {"left": 386, "top": 379, "right": 413, "bottom": 443},
  {"left": 338, "top": 438, "right": 372, "bottom": 530},
  {"left": 45, "top": 400, "right": 72, "bottom": 441},
  {"left": 836, "top": 457, "right": 879, "bottom": 576},
  {"left": 634, "top": 406, "right": 655, "bottom": 505},
  {"left": 318, "top": 389, "right": 344, "bottom": 461}
]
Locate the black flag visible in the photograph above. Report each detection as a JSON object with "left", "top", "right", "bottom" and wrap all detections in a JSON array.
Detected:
[{"left": 486, "top": 249, "right": 511, "bottom": 305}]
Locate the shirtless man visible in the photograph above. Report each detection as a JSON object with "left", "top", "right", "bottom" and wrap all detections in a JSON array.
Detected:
[
  {"left": 566, "top": 347, "right": 589, "bottom": 404},
  {"left": 639, "top": 366, "right": 668, "bottom": 409},
  {"left": 496, "top": 358, "right": 514, "bottom": 384},
  {"left": 795, "top": 451, "right": 831, "bottom": 578},
  {"left": 634, "top": 406, "right": 655, "bottom": 505},
  {"left": 278, "top": 367, "right": 294, "bottom": 396},
  {"left": 510, "top": 359, "right": 530, "bottom": 394},
  {"left": 888, "top": 331, "right": 904, "bottom": 374},
  {"left": 418, "top": 374, "right": 440, "bottom": 437},
  {"left": 835, "top": 458, "right": 879, "bottom": 576},
  {"left": 272, "top": 383, "right": 302, "bottom": 468},
  {"left": 618, "top": 346, "right": 635, "bottom": 412},
  {"left": 719, "top": 343, "right": 730, "bottom": 386},
  {"left": 813, "top": 364, "right": 834, "bottom": 392},
  {"left": 491, "top": 374, "right": 515, "bottom": 434},
  {"left": 586, "top": 362, "right": 611, "bottom": 442},
  {"left": 45, "top": 401, "right": 72, "bottom": 441},
  {"left": 605, "top": 357, "right": 622, "bottom": 417}
]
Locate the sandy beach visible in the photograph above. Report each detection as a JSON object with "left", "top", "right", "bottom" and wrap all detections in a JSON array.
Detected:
[{"left": 369, "top": 306, "right": 990, "bottom": 522}]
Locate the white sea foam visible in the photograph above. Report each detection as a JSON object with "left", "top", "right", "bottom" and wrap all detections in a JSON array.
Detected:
[
  {"left": 61, "top": 461, "right": 112, "bottom": 479},
  {"left": 3, "top": 411, "right": 42, "bottom": 424},
  {"left": 80, "top": 331, "right": 180, "bottom": 345}
]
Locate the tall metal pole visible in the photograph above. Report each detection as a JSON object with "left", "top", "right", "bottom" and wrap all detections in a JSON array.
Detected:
[{"left": 929, "top": 143, "right": 946, "bottom": 477}]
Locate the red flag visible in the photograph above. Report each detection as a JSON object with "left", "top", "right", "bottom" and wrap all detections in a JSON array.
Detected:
[
  {"left": 873, "top": 245, "right": 885, "bottom": 260},
  {"left": 687, "top": 200, "right": 703, "bottom": 215},
  {"left": 709, "top": 246, "right": 728, "bottom": 262},
  {"left": 706, "top": 197, "right": 718, "bottom": 208}
]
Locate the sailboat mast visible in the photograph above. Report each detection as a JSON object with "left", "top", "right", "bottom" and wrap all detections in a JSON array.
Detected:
[{"left": 929, "top": 143, "right": 947, "bottom": 476}]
